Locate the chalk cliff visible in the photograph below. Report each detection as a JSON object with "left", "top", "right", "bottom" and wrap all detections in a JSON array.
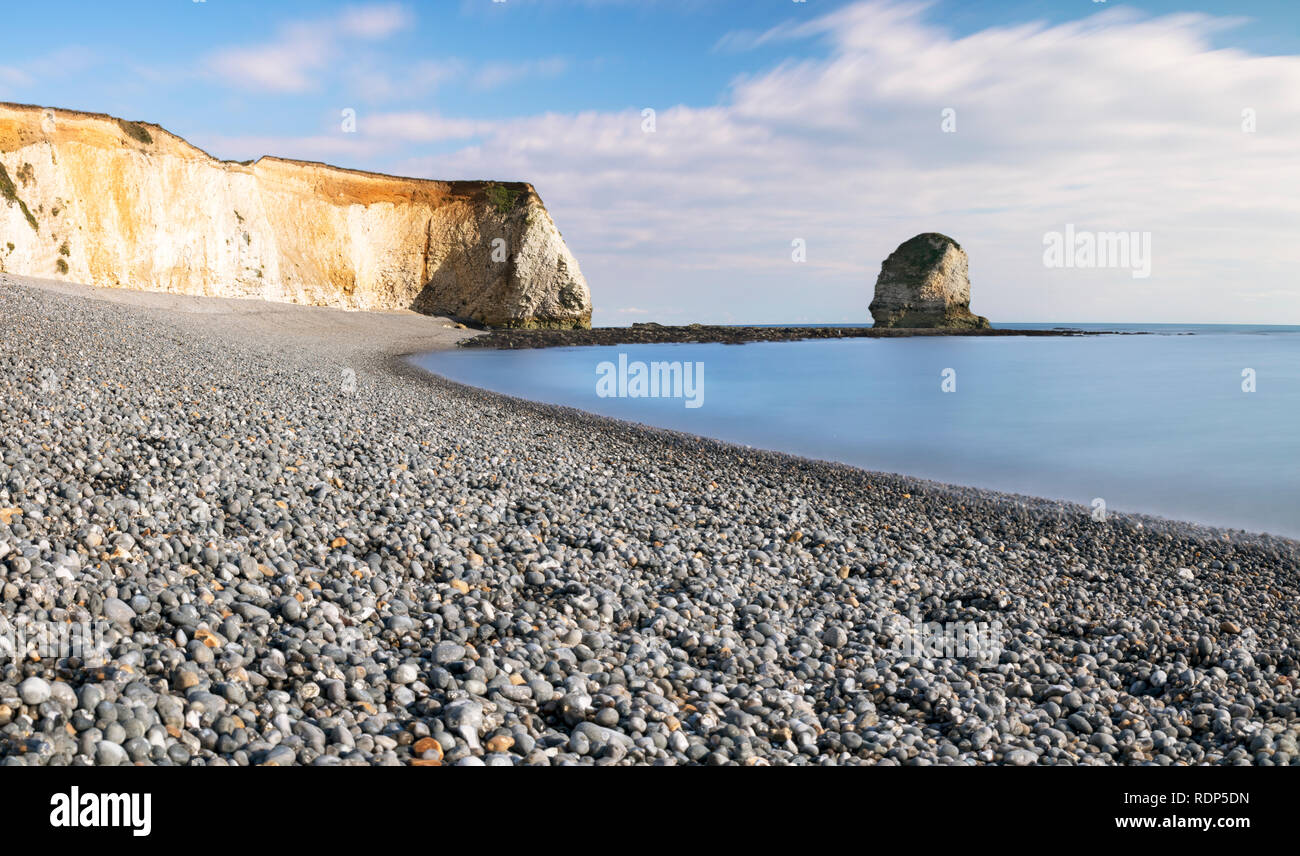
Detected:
[
  {"left": 869, "top": 233, "right": 989, "bottom": 329},
  {"left": 0, "top": 103, "right": 591, "bottom": 328}
]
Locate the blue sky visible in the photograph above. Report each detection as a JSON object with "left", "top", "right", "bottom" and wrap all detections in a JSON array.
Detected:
[{"left": 3, "top": 0, "right": 1298, "bottom": 324}]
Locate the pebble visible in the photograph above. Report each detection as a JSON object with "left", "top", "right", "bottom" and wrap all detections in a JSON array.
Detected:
[
  {"left": 18, "top": 678, "right": 50, "bottom": 706},
  {"left": 102, "top": 597, "right": 136, "bottom": 628},
  {"left": 0, "top": 274, "right": 1296, "bottom": 767},
  {"left": 95, "top": 741, "right": 128, "bottom": 765}
]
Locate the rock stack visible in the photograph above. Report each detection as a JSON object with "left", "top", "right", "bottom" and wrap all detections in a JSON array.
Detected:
[{"left": 869, "top": 233, "right": 990, "bottom": 329}]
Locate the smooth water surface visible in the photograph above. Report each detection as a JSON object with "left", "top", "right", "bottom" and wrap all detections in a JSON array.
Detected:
[{"left": 417, "top": 324, "right": 1300, "bottom": 538}]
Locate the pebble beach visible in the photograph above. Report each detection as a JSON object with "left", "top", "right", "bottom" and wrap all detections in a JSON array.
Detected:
[{"left": 1, "top": 273, "right": 1297, "bottom": 766}]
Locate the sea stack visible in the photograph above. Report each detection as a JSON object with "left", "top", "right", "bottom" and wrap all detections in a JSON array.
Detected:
[
  {"left": 0, "top": 103, "right": 591, "bottom": 329},
  {"left": 869, "top": 233, "right": 990, "bottom": 329}
]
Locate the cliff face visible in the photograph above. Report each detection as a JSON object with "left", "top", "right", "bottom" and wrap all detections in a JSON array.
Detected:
[
  {"left": 869, "top": 233, "right": 990, "bottom": 329},
  {"left": 0, "top": 103, "right": 591, "bottom": 328}
]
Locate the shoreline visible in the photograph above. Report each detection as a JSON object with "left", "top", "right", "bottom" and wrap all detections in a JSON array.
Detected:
[
  {"left": 2, "top": 273, "right": 1297, "bottom": 766},
  {"left": 458, "top": 321, "right": 1124, "bottom": 350},
  {"left": 396, "top": 350, "right": 1297, "bottom": 549}
]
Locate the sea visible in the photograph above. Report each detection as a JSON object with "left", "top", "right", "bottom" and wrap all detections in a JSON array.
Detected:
[{"left": 416, "top": 323, "right": 1300, "bottom": 539}]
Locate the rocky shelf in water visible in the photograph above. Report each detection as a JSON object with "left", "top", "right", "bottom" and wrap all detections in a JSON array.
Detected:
[{"left": 458, "top": 322, "right": 1124, "bottom": 350}]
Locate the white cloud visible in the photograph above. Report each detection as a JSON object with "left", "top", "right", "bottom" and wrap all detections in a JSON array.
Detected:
[
  {"left": 207, "top": 4, "right": 414, "bottom": 93},
  {"left": 473, "top": 57, "right": 569, "bottom": 91},
  {"left": 181, "top": 1, "right": 1300, "bottom": 325},
  {"left": 400, "top": 1, "right": 1300, "bottom": 325},
  {"left": 192, "top": 133, "right": 388, "bottom": 164},
  {"left": 0, "top": 66, "right": 29, "bottom": 87},
  {"left": 0, "top": 46, "right": 99, "bottom": 93},
  {"left": 349, "top": 59, "right": 465, "bottom": 101},
  {"left": 203, "top": 6, "right": 563, "bottom": 102},
  {"left": 337, "top": 3, "right": 413, "bottom": 38},
  {"left": 363, "top": 111, "right": 484, "bottom": 142}
]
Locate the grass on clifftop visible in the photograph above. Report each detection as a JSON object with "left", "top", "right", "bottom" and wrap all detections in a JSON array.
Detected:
[
  {"left": 117, "top": 119, "right": 154, "bottom": 145},
  {"left": 486, "top": 183, "right": 522, "bottom": 215},
  {"left": 0, "top": 163, "right": 39, "bottom": 231}
]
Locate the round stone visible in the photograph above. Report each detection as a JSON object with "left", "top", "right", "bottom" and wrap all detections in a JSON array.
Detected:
[{"left": 18, "top": 677, "right": 51, "bottom": 705}]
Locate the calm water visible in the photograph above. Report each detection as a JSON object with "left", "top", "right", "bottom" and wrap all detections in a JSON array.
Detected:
[{"left": 416, "top": 324, "right": 1300, "bottom": 538}]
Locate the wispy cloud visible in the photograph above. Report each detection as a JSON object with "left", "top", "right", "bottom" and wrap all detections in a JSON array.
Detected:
[
  {"left": 406, "top": 1, "right": 1300, "bottom": 324},
  {"left": 0, "top": 66, "right": 28, "bottom": 87},
  {"left": 202, "top": 5, "right": 565, "bottom": 101},
  {"left": 93, "top": 0, "right": 1300, "bottom": 325},
  {"left": 337, "top": 3, "right": 412, "bottom": 38},
  {"left": 0, "top": 46, "right": 99, "bottom": 91},
  {"left": 363, "top": 111, "right": 485, "bottom": 142},
  {"left": 206, "top": 3, "right": 413, "bottom": 93},
  {"left": 474, "top": 57, "right": 569, "bottom": 91},
  {"left": 348, "top": 59, "right": 465, "bottom": 101},
  {"left": 189, "top": 133, "right": 389, "bottom": 164}
]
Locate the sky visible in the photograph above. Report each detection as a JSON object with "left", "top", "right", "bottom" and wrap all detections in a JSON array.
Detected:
[{"left": 2, "top": 0, "right": 1297, "bottom": 325}]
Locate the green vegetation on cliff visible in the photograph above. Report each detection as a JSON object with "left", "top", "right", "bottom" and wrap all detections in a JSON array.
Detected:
[{"left": 0, "top": 163, "right": 39, "bottom": 231}]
